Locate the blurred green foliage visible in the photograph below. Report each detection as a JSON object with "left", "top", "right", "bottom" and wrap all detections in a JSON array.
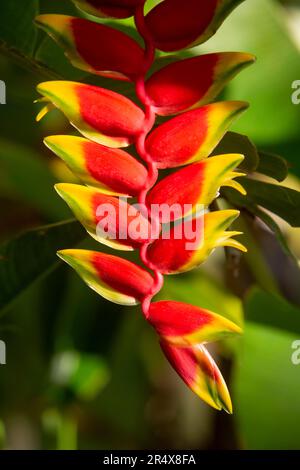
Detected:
[
  {"left": 0, "top": 0, "right": 299, "bottom": 450},
  {"left": 234, "top": 288, "right": 300, "bottom": 449}
]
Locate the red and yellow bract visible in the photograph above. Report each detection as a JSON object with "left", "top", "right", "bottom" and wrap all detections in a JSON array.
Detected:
[
  {"left": 146, "top": 210, "right": 246, "bottom": 274},
  {"left": 45, "top": 135, "right": 148, "bottom": 196},
  {"left": 146, "top": 153, "right": 246, "bottom": 221},
  {"left": 145, "top": 101, "right": 248, "bottom": 168},
  {"left": 146, "top": 52, "right": 255, "bottom": 115}
]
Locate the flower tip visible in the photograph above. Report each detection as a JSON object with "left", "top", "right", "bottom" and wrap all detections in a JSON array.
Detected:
[
  {"left": 210, "top": 373, "right": 233, "bottom": 414},
  {"left": 223, "top": 235, "right": 247, "bottom": 253},
  {"left": 34, "top": 14, "right": 47, "bottom": 26},
  {"left": 54, "top": 183, "right": 70, "bottom": 201},
  {"left": 223, "top": 175, "right": 247, "bottom": 196},
  {"left": 35, "top": 13, "right": 60, "bottom": 23},
  {"left": 37, "top": 80, "right": 70, "bottom": 98},
  {"left": 217, "top": 380, "right": 233, "bottom": 415},
  {"left": 238, "top": 242, "right": 248, "bottom": 253},
  {"left": 233, "top": 100, "right": 249, "bottom": 113},
  {"left": 44, "top": 135, "right": 63, "bottom": 152},
  {"left": 35, "top": 103, "right": 54, "bottom": 122},
  {"left": 222, "top": 397, "right": 233, "bottom": 415},
  {"left": 54, "top": 183, "right": 85, "bottom": 208},
  {"left": 220, "top": 101, "right": 249, "bottom": 122},
  {"left": 234, "top": 153, "right": 245, "bottom": 164},
  {"left": 231, "top": 322, "right": 243, "bottom": 335},
  {"left": 241, "top": 52, "right": 257, "bottom": 65},
  {"left": 57, "top": 248, "right": 82, "bottom": 264},
  {"left": 36, "top": 81, "right": 47, "bottom": 94},
  {"left": 43, "top": 136, "right": 53, "bottom": 149},
  {"left": 223, "top": 209, "right": 240, "bottom": 221},
  {"left": 57, "top": 249, "right": 68, "bottom": 263},
  {"left": 249, "top": 53, "right": 257, "bottom": 63}
]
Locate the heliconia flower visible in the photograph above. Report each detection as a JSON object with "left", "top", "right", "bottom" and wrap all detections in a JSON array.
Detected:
[
  {"left": 35, "top": 0, "right": 251, "bottom": 413},
  {"left": 35, "top": 15, "right": 144, "bottom": 81},
  {"left": 160, "top": 340, "right": 233, "bottom": 413},
  {"left": 36, "top": 81, "right": 145, "bottom": 147},
  {"left": 146, "top": 210, "right": 247, "bottom": 274},
  {"left": 148, "top": 301, "right": 242, "bottom": 347},
  {"left": 55, "top": 183, "right": 153, "bottom": 250},
  {"left": 44, "top": 135, "right": 147, "bottom": 197},
  {"left": 58, "top": 249, "right": 154, "bottom": 305},
  {"left": 145, "top": 101, "right": 248, "bottom": 168},
  {"left": 72, "top": 0, "right": 144, "bottom": 19},
  {"left": 146, "top": 0, "right": 245, "bottom": 52},
  {"left": 146, "top": 154, "right": 246, "bottom": 222},
  {"left": 146, "top": 52, "right": 255, "bottom": 116}
]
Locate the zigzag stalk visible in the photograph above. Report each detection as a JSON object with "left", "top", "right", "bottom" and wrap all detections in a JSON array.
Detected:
[{"left": 134, "top": 3, "right": 164, "bottom": 318}]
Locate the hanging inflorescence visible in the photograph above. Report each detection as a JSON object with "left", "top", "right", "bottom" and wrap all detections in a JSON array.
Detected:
[{"left": 35, "top": 0, "right": 255, "bottom": 413}]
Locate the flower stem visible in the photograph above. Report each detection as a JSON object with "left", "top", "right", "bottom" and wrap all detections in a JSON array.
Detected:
[{"left": 134, "top": 4, "right": 164, "bottom": 318}]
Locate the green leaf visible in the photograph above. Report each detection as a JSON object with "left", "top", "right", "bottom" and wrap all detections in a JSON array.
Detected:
[
  {"left": 241, "top": 178, "right": 300, "bottom": 227},
  {"left": 0, "top": 219, "right": 86, "bottom": 312},
  {"left": 256, "top": 151, "right": 289, "bottom": 182},
  {"left": 0, "top": 0, "right": 89, "bottom": 78},
  {"left": 229, "top": 210, "right": 300, "bottom": 306},
  {"left": 0, "top": 0, "right": 38, "bottom": 56},
  {"left": 211, "top": 131, "right": 259, "bottom": 172},
  {"left": 223, "top": 187, "right": 294, "bottom": 257},
  {"left": 230, "top": 211, "right": 281, "bottom": 296},
  {"left": 246, "top": 205, "right": 294, "bottom": 258},
  {"left": 245, "top": 287, "right": 300, "bottom": 335},
  {"left": 98, "top": 313, "right": 151, "bottom": 436},
  {"left": 233, "top": 300, "right": 300, "bottom": 449},
  {"left": 51, "top": 350, "right": 109, "bottom": 400},
  {"left": 0, "top": 0, "right": 56, "bottom": 78},
  {"left": 203, "top": 0, "right": 300, "bottom": 145},
  {"left": 0, "top": 139, "right": 69, "bottom": 220}
]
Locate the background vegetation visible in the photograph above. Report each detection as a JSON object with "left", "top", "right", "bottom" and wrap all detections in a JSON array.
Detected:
[{"left": 0, "top": 0, "right": 300, "bottom": 449}]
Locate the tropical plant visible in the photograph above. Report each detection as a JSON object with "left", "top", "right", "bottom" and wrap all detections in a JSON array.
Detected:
[{"left": 32, "top": 0, "right": 256, "bottom": 413}]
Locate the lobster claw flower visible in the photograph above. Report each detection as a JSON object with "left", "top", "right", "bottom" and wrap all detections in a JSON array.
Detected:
[
  {"left": 72, "top": 0, "right": 144, "bottom": 19},
  {"left": 45, "top": 135, "right": 147, "bottom": 197},
  {"left": 58, "top": 249, "right": 154, "bottom": 305},
  {"left": 36, "top": 81, "right": 145, "bottom": 147},
  {"left": 148, "top": 301, "right": 242, "bottom": 346},
  {"left": 145, "top": 101, "right": 248, "bottom": 168},
  {"left": 146, "top": 0, "right": 245, "bottom": 52},
  {"left": 35, "top": 15, "right": 144, "bottom": 81},
  {"left": 146, "top": 52, "right": 255, "bottom": 115},
  {"left": 146, "top": 154, "right": 246, "bottom": 222},
  {"left": 147, "top": 210, "right": 247, "bottom": 274},
  {"left": 160, "top": 340, "right": 233, "bottom": 413},
  {"left": 55, "top": 183, "right": 153, "bottom": 250}
]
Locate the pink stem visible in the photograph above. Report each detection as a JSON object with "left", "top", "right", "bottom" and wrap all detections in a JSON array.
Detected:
[{"left": 134, "top": 4, "right": 164, "bottom": 319}]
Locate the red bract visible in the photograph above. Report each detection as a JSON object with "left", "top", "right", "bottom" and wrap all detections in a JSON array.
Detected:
[
  {"left": 148, "top": 301, "right": 241, "bottom": 346},
  {"left": 146, "top": 153, "right": 246, "bottom": 221},
  {"left": 145, "top": 101, "right": 248, "bottom": 168},
  {"left": 58, "top": 250, "right": 154, "bottom": 305},
  {"left": 55, "top": 183, "right": 153, "bottom": 250},
  {"left": 36, "top": 0, "right": 252, "bottom": 411},
  {"left": 160, "top": 341, "right": 233, "bottom": 412},
  {"left": 35, "top": 15, "right": 145, "bottom": 80},
  {"left": 146, "top": 210, "right": 246, "bottom": 274},
  {"left": 37, "top": 81, "right": 145, "bottom": 147},
  {"left": 146, "top": 53, "right": 255, "bottom": 115},
  {"left": 45, "top": 135, "right": 148, "bottom": 196},
  {"left": 145, "top": 0, "right": 245, "bottom": 52}
]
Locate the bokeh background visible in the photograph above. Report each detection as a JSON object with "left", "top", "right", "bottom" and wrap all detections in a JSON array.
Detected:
[{"left": 0, "top": 0, "right": 300, "bottom": 450}]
